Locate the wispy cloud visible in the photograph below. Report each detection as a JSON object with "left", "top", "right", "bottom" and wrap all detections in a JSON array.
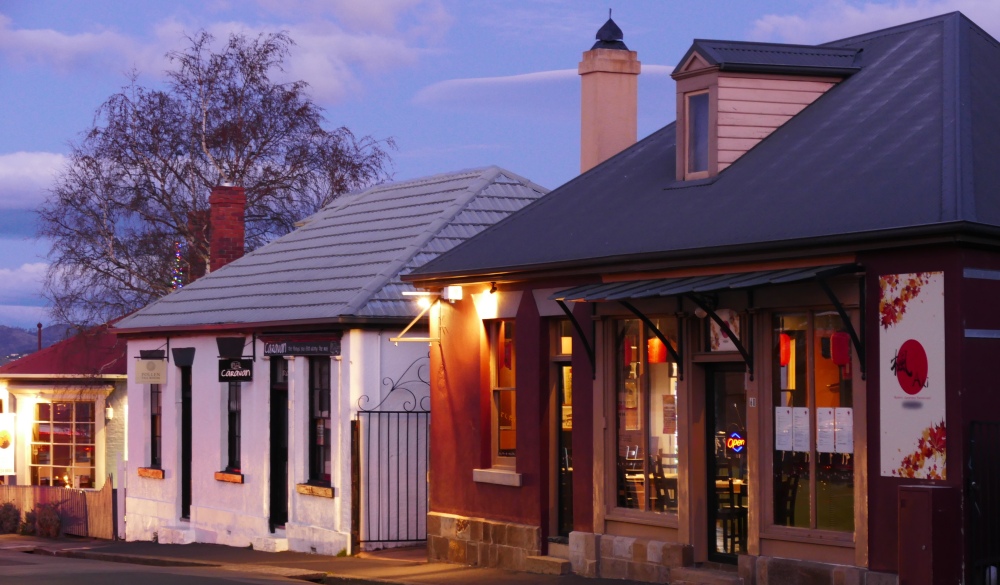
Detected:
[
  {"left": 0, "top": 262, "right": 47, "bottom": 305},
  {"left": 0, "top": 0, "right": 453, "bottom": 105},
  {"left": 750, "top": 0, "right": 1000, "bottom": 45},
  {"left": 414, "top": 69, "right": 577, "bottom": 107},
  {"left": 0, "top": 304, "right": 49, "bottom": 329},
  {"left": 0, "top": 152, "right": 66, "bottom": 210}
]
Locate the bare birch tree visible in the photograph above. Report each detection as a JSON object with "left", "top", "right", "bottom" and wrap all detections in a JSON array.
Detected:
[{"left": 39, "top": 30, "right": 394, "bottom": 325}]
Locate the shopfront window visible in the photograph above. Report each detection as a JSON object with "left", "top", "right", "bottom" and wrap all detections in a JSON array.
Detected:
[
  {"left": 308, "top": 357, "right": 331, "bottom": 484},
  {"left": 492, "top": 320, "right": 516, "bottom": 466},
  {"left": 772, "top": 313, "right": 855, "bottom": 532},
  {"left": 31, "top": 401, "right": 96, "bottom": 488},
  {"left": 615, "top": 318, "right": 679, "bottom": 514}
]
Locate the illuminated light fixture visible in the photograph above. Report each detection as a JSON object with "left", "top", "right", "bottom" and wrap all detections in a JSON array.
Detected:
[
  {"left": 647, "top": 337, "right": 667, "bottom": 364},
  {"left": 831, "top": 331, "right": 851, "bottom": 366},
  {"left": 417, "top": 297, "right": 432, "bottom": 310},
  {"left": 779, "top": 333, "right": 792, "bottom": 367},
  {"left": 441, "top": 285, "right": 463, "bottom": 302},
  {"left": 105, "top": 407, "right": 114, "bottom": 421},
  {"left": 489, "top": 282, "right": 497, "bottom": 294}
]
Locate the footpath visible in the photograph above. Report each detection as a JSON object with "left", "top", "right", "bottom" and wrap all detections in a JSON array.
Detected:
[{"left": 0, "top": 534, "right": 651, "bottom": 585}]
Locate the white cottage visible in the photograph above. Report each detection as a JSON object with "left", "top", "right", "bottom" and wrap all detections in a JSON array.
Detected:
[{"left": 115, "top": 168, "right": 547, "bottom": 554}]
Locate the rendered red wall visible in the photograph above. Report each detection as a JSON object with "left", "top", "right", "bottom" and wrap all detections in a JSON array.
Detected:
[{"left": 428, "top": 291, "right": 547, "bottom": 527}]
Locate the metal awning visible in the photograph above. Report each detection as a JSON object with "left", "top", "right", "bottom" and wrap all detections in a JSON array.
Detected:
[{"left": 549, "top": 266, "right": 853, "bottom": 302}]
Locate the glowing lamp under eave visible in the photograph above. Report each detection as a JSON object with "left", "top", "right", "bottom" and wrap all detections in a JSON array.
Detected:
[
  {"left": 779, "top": 333, "right": 792, "bottom": 367},
  {"left": 648, "top": 337, "right": 667, "bottom": 363},
  {"left": 417, "top": 297, "right": 432, "bottom": 310}
]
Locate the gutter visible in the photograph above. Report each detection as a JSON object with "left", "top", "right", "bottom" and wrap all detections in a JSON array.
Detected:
[{"left": 405, "top": 221, "right": 1000, "bottom": 287}]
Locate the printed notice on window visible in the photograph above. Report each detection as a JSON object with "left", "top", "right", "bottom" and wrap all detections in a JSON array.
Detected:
[
  {"left": 835, "top": 407, "right": 854, "bottom": 454},
  {"left": 775, "top": 407, "right": 793, "bottom": 451},
  {"left": 816, "top": 408, "right": 836, "bottom": 453},
  {"left": 793, "top": 407, "right": 811, "bottom": 452}
]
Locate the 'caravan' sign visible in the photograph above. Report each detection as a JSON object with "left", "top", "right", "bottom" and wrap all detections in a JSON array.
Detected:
[{"left": 219, "top": 359, "right": 254, "bottom": 382}]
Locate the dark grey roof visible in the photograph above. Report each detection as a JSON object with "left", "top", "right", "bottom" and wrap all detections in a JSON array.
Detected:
[
  {"left": 115, "top": 167, "right": 547, "bottom": 330},
  {"left": 411, "top": 12, "right": 1000, "bottom": 282},
  {"left": 673, "top": 39, "right": 862, "bottom": 76}
]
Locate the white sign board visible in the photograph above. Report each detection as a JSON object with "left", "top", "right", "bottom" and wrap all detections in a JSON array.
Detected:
[
  {"left": 879, "top": 272, "right": 946, "bottom": 479},
  {"left": 135, "top": 359, "right": 166, "bottom": 384}
]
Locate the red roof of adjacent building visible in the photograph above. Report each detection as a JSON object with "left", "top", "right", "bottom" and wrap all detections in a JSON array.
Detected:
[{"left": 0, "top": 322, "right": 126, "bottom": 378}]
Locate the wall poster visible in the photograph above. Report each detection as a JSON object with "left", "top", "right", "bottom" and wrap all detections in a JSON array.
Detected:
[{"left": 879, "top": 271, "right": 946, "bottom": 479}]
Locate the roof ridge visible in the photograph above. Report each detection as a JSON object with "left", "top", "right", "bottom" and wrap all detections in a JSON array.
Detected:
[{"left": 341, "top": 167, "right": 506, "bottom": 315}]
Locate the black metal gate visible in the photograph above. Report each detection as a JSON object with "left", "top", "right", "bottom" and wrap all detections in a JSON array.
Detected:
[
  {"left": 352, "top": 356, "right": 430, "bottom": 548},
  {"left": 968, "top": 421, "right": 1000, "bottom": 584}
]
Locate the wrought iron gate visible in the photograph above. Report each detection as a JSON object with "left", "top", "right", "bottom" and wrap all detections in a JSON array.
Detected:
[
  {"left": 968, "top": 421, "right": 1000, "bottom": 584},
  {"left": 352, "top": 356, "right": 430, "bottom": 548}
]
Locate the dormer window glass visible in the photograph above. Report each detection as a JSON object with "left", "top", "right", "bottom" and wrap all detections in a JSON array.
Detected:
[{"left": 687, "top": 92, "right": 709, "bottom": 175}]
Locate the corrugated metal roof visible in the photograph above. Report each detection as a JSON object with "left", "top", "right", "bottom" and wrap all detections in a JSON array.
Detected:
[
  {"left": 413, "top": 13, "right": 1000, "bottom": 281},
  {"left": 115, "top": 167, "right": 548, "bottom": 330},
  {"left": 552, "top": 267, "right": 849, "bottom": 302},
  {"left": 673, "top": 39, "right": 861, "bottom": 76}
]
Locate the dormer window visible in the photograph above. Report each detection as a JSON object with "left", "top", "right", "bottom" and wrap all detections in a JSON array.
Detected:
[
  {"left": 672, "top": 40, "right": 861, "bottom": 181},
  {"left": 686, "top": 92, "right": 710, "bottom": 176}
]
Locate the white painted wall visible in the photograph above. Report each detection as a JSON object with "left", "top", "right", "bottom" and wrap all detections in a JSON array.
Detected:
[{"left": 124, "top": 329, "right": 430, "bottom": 555}]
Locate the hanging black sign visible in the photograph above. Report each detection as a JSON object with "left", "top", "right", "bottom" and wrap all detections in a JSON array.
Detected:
[
  {"left": 219, "top": 359, "right": 254, "bottom": 382},
  {"left": 262, "top": 339, "right": 341, "bottom": 357}
]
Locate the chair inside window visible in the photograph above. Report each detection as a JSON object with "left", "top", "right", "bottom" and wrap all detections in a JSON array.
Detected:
[
  {"left": 774, "top": 472, "right": 800, "bottom": 526},
  {"left": 715, "top": 462, "right": 747, "bottom": 553}
]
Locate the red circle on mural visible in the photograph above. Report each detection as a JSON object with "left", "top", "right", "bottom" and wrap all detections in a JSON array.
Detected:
[{"left": 896, "top": 339, "right": 928, "bottom": 395}]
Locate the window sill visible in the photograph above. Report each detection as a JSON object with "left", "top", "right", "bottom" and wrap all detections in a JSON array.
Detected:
[
  {"left": 296, "top": 483, "right": 334, "bottom": 498},
  {"left": 138, "top": 467, "right": 164, "bottom": 480},
  {"left": 605, "top": 508, "right": 679, "bottom": 529},
  {"left": 473, "top": 467, "right": 522, "bottom": 487},
  {"left": 214, "top": 471, "right": 244, "bottom": 484},
  {"left": 760, "top": 526, "right": 855, "bottom": 547}
]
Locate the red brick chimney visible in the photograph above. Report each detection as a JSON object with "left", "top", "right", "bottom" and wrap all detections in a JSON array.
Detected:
[
  {"left": 209, "top": 184, "right": 246, "bottom": 272},
  {"left": 579, "top": 15, "right": 640, "bottom": 173}
]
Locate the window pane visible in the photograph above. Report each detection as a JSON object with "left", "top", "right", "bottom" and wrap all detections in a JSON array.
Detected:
[
  {"left": 33, "top": 423, "right": 51, "bottom": 443},
  {"left": 53, "top": 402, "right": 73, "bottom": 422},
  {"left": 687, "top": 92, "right": 709, "bottom": 173},
  {"left": 496, "top": 389, "right": 516, "bottom": 457},
  {"left": 77, "top": 423, "right": 94, "bottom": 444},
  {"left": 53, "top": 445, "right": 72, "bottom": 466},
  {"left": 75, "top": 445, "right": 93, "bottom": 464},
  {"left": 773, "top": 313, "right": 811, "bottom": 528},
  {"left": 36, "top": 403, "right": 51, "bottom": 422},
  {"left": 814, "top": 313, "right": 855, "bottom": 531},
  {"left": 497, "top": 321, "right": 515, "bottom": 388},
  {"left": 32, "top": 444, "right": 51, "bottom": 465},
  {"left": 76, "top": 402, "right": 95, "bottom": 422},
  {"left": 53, "top": 423, "right": 73, "bottom": 444},
  {"left": 647, "top": 320, "right": 679, "bottom": 513}
]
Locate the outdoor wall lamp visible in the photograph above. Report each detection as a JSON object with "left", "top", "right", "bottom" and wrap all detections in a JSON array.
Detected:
[{"left": 105, "top": 406, "right": 114, "bottom": 421}]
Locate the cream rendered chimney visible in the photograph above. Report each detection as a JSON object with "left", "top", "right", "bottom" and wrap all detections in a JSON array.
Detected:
[{"left": 579, "top": 16, "right": 640, "bottom": 173}]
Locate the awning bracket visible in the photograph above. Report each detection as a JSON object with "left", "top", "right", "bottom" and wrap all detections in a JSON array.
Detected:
[
  {"left": 816, "top": 274, "right": 866, "bottom": 380},
  {"left": 556, "top": 300, "right": 595, "bottom": 373},
  {"left": 619, "top": 300, "right": 683, "bottom": 381},
  {"left": 685, "top": 293, "right": 754, "bottom": 380}
]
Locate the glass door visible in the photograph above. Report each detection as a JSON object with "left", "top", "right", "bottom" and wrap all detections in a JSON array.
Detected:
[{"left": 706, "top": 363, "right": 748, "bottom": 562}]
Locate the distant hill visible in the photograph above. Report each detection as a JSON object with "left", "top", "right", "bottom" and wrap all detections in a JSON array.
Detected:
[{"left": 0, "top": 324, "right": 74, "bottom": 365}]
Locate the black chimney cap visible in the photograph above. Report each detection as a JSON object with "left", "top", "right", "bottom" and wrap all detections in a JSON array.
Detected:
[{"left": 592, "top": 13, "right": 628, "bottom": 50}]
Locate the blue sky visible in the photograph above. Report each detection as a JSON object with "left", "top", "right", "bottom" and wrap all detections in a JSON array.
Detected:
[{"left": 1, "top": 0, "right": 998, "bottom": 328}]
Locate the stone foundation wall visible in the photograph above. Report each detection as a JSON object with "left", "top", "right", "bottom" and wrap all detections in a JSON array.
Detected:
[
  {"left": 570, "top": 531, "right": 694, "bottom": 582},
  {"left": 427, "top": 512, "right": 540, "bottom": 571},
  {"left": 739, "top": 554, "right": 898, "bottom": 585}
]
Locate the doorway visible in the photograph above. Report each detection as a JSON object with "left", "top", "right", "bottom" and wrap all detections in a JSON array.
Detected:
[
  {"left": 180, "top": 366, "right": 192, "bottom": 520},
  {"left": 269, "top": 357, "right": 289, "bottom": 531},
  {"left": 555, "top": 362, "right": 573, "bottom": 537},
  {"left": 705, "top": 363, "right": 747, "bottom": 563}
]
